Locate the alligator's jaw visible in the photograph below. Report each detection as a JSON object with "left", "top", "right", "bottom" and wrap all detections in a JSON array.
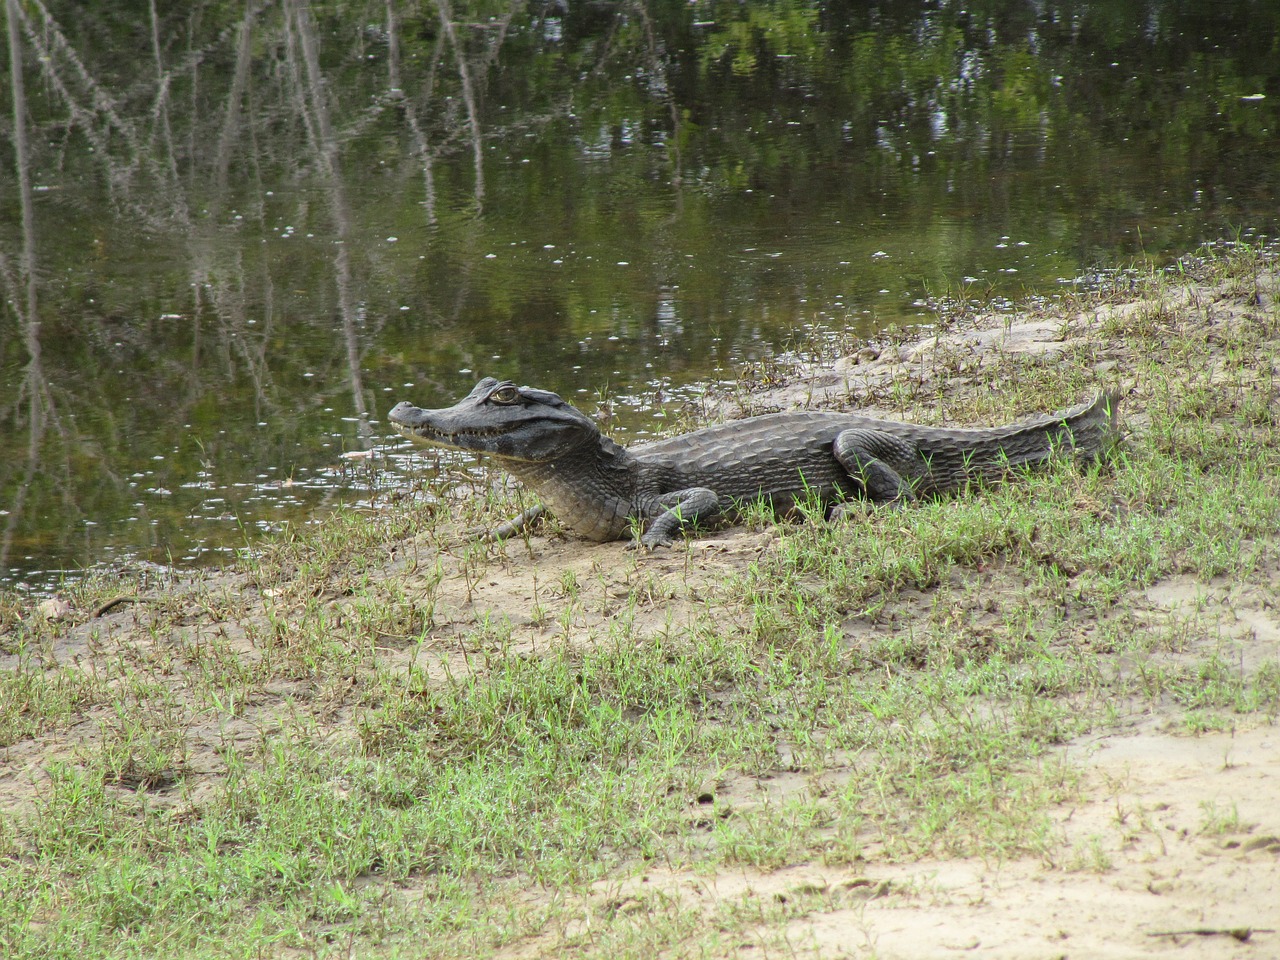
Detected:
[
  {"left": 387, "top": 379, "right": 602, "bottom": 463},
  {"left": 388, "top": 400, "right": 545, "bottom": 461},
  {"left": 387, "top": 401, "right": 507, "bottom": 452}
]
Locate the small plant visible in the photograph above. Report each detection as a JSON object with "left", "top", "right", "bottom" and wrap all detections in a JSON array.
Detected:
[{"left": 1198, "top": 799, "right": 1244, "bottom": 836}]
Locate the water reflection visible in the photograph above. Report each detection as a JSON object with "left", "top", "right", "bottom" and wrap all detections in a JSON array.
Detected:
[{"left": 1, "top": 0, "right": 1278, "bottom": 588}]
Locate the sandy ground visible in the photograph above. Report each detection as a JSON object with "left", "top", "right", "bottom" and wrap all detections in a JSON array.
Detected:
[{"left": 599, "top": 719, "right": 1280, "bottom": 959}]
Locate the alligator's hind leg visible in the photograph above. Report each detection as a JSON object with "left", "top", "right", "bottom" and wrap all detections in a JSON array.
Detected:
[
  {"left": 832, "top": 429, "right": 920, "bottom": 504},
  {"left": 635, "top": 487, "right": 722, "bottom": 549}
]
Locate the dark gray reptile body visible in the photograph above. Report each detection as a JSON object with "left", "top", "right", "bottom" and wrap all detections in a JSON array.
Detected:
[{"left": 389, "top": 379, "right": 1121, "bottom": 548}]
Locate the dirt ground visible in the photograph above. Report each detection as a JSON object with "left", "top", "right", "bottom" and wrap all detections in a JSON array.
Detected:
[
  {"left": 516, "top": 561, "right": 1280, "bottom": 960},
  {"left": 593, "top": 718, "right": 1280, "bottom": 959}
]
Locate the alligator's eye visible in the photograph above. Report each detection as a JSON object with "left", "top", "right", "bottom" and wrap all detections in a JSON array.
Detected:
[{"left": 489, "top": 384, "right": 520, "bottom": 405}]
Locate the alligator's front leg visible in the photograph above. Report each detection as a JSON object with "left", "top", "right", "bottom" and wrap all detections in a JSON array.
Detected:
[
  {"left": 635, "top": 487, "right": 722, "bottom": 549},
  {"left": 832, "top": 429, "right": 921, "bottom": 503},
  {"left": 478, "top": 504, "right": 545, "bottom": 542}
]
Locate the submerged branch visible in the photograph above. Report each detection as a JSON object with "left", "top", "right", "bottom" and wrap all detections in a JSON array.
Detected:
[
  {"left": 214, "top": 2, "right": 260, "bottom": 201},
  {"left": 288, "top": 0, "right": 371, "bottom": 439},
  {"left": 434, "top": 0, "right": 485, "bottom": 210},
  {"left": 386, "top": 0, "right": 440, "bottom": 225}
]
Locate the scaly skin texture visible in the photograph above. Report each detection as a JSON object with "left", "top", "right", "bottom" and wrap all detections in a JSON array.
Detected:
[{"left": 389, "top": 378, "right": 1123, "bottom": 548}]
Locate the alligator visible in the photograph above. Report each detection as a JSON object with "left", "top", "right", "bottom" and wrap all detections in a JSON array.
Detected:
[{"left": 388, "top": 378, "right": 1122, "bottom": 549}]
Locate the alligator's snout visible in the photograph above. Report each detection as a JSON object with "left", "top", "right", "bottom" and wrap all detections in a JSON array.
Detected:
[{"left": 387, "top": 401, "right": 429, "bottom": 429}]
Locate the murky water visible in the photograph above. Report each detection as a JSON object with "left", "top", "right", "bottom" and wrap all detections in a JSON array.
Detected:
[{"left": 2, "top": 1, "right": 1278, "bottom": 589}]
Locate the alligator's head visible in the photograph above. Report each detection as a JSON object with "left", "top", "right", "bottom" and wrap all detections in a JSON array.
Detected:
[{"left": 388, "top": 378, "right": 602, "bottom": 463}]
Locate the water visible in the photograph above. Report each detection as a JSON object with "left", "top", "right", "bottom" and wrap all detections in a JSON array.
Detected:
[{"left": 2, "top": 0, "right": 1278, "bottom": 589}]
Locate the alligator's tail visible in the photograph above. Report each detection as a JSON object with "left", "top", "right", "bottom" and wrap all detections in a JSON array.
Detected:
[
  {"left": 909, "top": 389, "right": 1123, "bottom": 495},
  {"left": 954, "top": 388, "right": 1124, "bottom": 476},
  {"left": 1056, "top": 388, "right": 1125, "bottom": 460}
]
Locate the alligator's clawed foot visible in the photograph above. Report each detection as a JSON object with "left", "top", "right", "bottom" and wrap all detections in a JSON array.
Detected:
[
  {"left": 828, "top": 496, "right": 909, "bottom": 522},
  {"left": 627, "top": 536, "right": 673, "bottom": 552}
]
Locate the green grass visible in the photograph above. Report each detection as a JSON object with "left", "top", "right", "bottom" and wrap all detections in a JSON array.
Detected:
[{"left": 1, "top": 244, "right": 1279, "bottom": 957}]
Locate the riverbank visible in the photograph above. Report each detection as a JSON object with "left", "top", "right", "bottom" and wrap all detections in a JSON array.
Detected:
[{"left": 2, "top": 244, "right": 1279, "bottom": 958}]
